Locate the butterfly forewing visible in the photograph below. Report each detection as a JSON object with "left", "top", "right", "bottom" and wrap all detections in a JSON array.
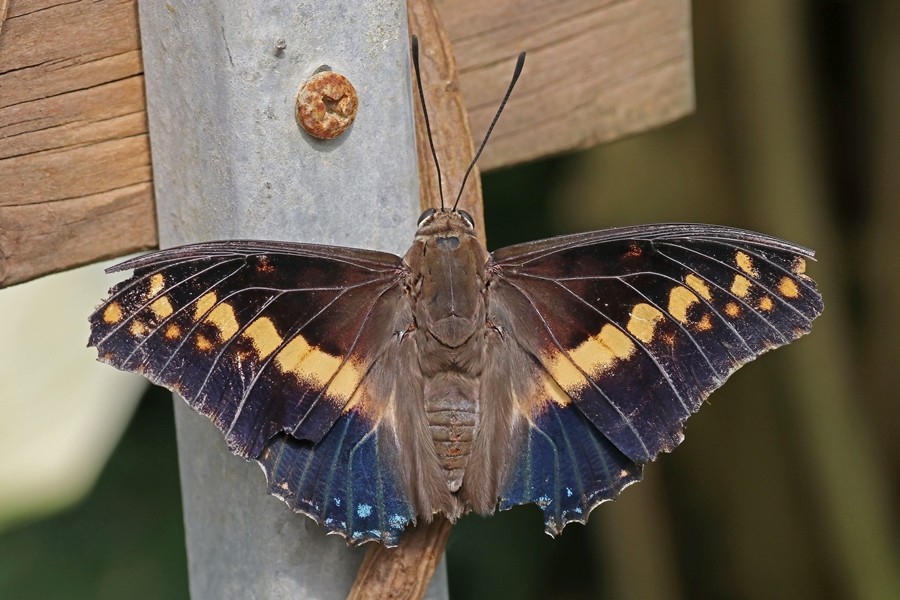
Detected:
[
  {"left": 89, "top": 241, "right": 408, "bottom": 458},
  {"left": 489, "top": 224, "right": 823, "bottom": 470}
]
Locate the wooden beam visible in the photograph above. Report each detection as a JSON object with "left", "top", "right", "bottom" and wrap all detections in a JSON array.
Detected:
[
  {"left": 0, "top": 0, "right": 154, "bottom": 287},
  {"left": 438, "top": 0, "right": 694, "bottom": 170}
]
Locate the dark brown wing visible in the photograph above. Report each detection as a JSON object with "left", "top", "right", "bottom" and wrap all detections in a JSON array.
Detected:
[
  {"left": 89, "top": 240, "right": 408, "bottom": 460},
  {"left": 488, "top": 223, "right": 823, "bottom": 469}
]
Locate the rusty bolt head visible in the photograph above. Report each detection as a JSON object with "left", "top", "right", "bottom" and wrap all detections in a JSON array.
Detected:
[{"left": 296, "top": 70, "right": 358, "bottom": 139}]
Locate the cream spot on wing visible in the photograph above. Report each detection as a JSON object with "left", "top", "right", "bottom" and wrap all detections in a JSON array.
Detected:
[
  {"left": 543, "top": 377, "right": 571, "bottom": 408},
  {"left": 668, "top": 286, "right": 700, "bottom": 324},
  {"left": 696, "top": 313, "right": 713, "bottom": 331},
  {"left": 735, "top": 251, "right": 758, "bottom": 277},
  {"left": 148, "top": 273, "right": 165, "bottom": 298},
  {"left": 778, "top": 276, "right": 799, "bottom": 298},
  {"left": 295, "top": 350, "right": 341, "bottom": 387},
  {"left": 685, "top": 274, "right": 712, "bottom": 301},
  {"left": 545, "top": 325, "right": 636, "bottom": 392},
  {"left": 545, "top": 353, "right": 585, "bottom": 391},
  {"left": 275, "top": 334, "right": 361, "bottom": 401},
  {"left": 730, "top": 274, "right": 752, "bottom": 298},
  {"left": 627, "top": 303, "right": 664, "bottom": 343},
  {"left": 242, "top": 317, "right": 283, "bottom": 360},
  {"left": 150, "top": 296, "right": 174, "bottom": 319},
  {"left": 205, "top": 303, "right": 239, "bottom": 341},
  {"left": 194, "top": 292, "right": 218, "bottom": 321},
  {"left": 340, "top": 380, "right": 372, "bottom": 414},
  {"left": 102, "top": 302, "right": 123, "bottom": 324},
  {"left": 275, "top": 335, "right": 313, "bottom": 372},
  {"left": 792, "top": 257, "right": 807, "bottom": 275},
  {"left": 195, "top": 333, "right": 214, "bottom": 351},
  {"left": 129, "top": 320, "right": 149, "bottom": 337},
  {"left": 327, "top": 362, "right": 363, "bottom": 402},
  {"left": 758, "top": 296, "right": 774, "bottom": 311},
  {"left": 164, "top": 323, "right": 182, "bottom": 340},
  {"left": 725, "top": 302, "right": 741, "bottom": 318}
]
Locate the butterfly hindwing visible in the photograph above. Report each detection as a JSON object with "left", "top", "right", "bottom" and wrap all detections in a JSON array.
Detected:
[
  {"left": 259, "top": 415, "right": 415, "bottom": 546},
  {"left": 89, "top": 240, "right": 408, "bottom": 460},
  {"left": 487, "top": 352, "right": 643, "bottom": 535},
  {"left": 488, "top": 224, "right": 823, "bottom": 467},
  {"left": 259, "top": 315, "right": 424, "bottom": 546}
]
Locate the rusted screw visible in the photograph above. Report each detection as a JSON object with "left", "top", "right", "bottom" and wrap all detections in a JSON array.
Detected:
[{"left": 296, "top": 70, "right": 358, "bottom": 139}]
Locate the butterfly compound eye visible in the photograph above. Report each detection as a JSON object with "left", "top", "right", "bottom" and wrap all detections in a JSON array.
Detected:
[
  {"left": 417, "top": 208, "right": 437, "bottom": 226},
  {"left": 458, "top": 210, "right": 474, "bottom": 228}
]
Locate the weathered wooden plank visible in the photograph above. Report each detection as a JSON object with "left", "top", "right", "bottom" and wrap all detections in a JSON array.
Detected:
[
  {"left": 0, "top": 77, "right": 146, "bottom": 160},
  {"left": 0, "top": 182, "right": 154, "bottom": 285},
  {"left": 440, "top": 0, "right": 694, "bottom": 170},
  {"left": 1, "top": 135, "right": 150, "bottom": 205},
  {"left": 0, "top": 0, "right": 152, "bottom": 287},
  {"left": 0, "top": 0, "right": 693, "bottom": 291},
  {"left": 409, "top": 0, "right": 487, "bottom": 239}
]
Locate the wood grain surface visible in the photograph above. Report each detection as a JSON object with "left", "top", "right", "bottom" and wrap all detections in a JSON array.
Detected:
[
  {"left": 439, "top": 0, "right": 694, "bottom": 170},
  {"left": 0, "top": 0, "right": 155, "bottom": 287}
]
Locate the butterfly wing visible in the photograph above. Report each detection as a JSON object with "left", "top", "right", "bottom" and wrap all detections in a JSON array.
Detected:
[
  {"left": 89, "top": 240, "right": 417, "bottom": 544},
  {"left": 487, "top": 223, "right": 823, "bottom": 532},
  {"left": 259, "top": 420, "right": 416, "bottom": 546}
]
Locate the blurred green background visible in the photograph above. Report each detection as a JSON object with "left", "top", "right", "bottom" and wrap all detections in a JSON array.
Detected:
[{"left": 2, "top": 1, "right": 898, "bottom": 598}]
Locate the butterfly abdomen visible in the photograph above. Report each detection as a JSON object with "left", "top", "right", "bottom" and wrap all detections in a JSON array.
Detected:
[{"left": 423, "top": 373, "right": 479, "bottom": 492}]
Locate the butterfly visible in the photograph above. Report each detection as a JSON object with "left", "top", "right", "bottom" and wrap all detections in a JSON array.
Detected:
[{"left": 88, "top": 42, "right": 823, "bottom": 547}]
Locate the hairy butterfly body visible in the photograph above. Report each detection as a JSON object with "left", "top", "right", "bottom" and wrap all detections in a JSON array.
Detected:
[{"left": 88, "top": 39, "right": 822, "bottom": 546}]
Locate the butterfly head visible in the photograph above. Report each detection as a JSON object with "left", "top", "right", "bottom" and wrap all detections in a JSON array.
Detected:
[{"left": 415, "top": 207, "right": 475, "bottom": 237}]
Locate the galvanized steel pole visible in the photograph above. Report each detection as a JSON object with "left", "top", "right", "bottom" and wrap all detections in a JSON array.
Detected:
[{"left": 138, "top": 1, "right": 447, "bottom": 597}]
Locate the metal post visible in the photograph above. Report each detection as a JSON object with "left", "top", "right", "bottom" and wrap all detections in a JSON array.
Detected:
[{"left": 138, "top": 1, "right": 447, "bottom": 597}]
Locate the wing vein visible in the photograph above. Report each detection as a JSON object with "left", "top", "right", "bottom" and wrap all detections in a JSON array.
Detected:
[{"left": 500, "top": 277, "right": 651, "bottom": 458}]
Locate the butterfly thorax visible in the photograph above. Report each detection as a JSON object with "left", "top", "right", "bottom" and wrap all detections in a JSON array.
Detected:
[
  {"left": 403, "top": 210, "right": 492, "bottom": 502},
  {"left": 408, "top": 211, "right": 487, "bottom": 348}
]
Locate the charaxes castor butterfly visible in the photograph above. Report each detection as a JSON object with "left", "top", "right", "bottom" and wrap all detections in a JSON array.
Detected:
[{"left": 88, "top": 40, "right": 823, "bottom": 547}]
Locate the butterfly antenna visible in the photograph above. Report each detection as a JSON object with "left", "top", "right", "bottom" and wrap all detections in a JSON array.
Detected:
[
  {"left": 453, "top": 51, "right": 526, "bottom": 212},
  {"left": 411, "top": 36, "right": 445, "bottom": 210}
]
